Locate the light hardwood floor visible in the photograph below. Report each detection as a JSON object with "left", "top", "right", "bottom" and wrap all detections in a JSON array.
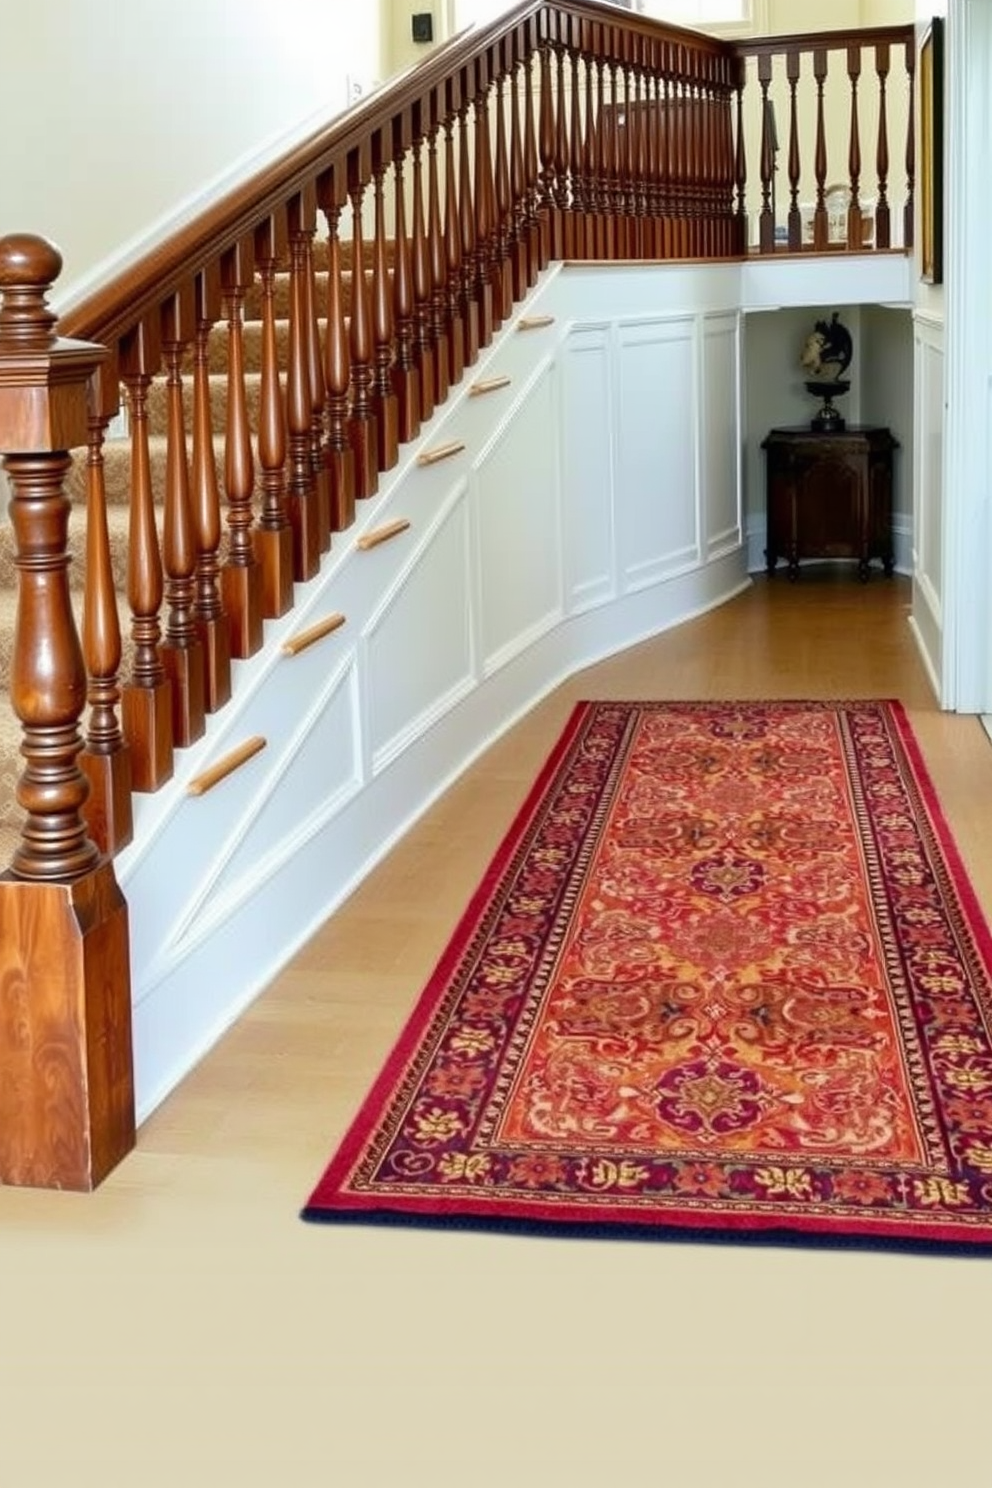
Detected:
[{"left": 3, "top": 573, "right": 992, "bottom": 1488}]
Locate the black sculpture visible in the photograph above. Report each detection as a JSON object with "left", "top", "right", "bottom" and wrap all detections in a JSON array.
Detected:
[{"left": 800, "top": 311, "right": 853, "bottom": 431}]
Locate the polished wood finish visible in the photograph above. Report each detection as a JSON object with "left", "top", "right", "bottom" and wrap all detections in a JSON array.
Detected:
[
  {"left": 410, "top": 120, "right": 436, "bottom": 423},
  {"left": 160, "top": 287, "right": 207, "bottom": 750},
  {"left": 318, "top": 172, "right": 358, "bottom": 533},
  {"left": 371, "top": 133, "right": 400, "bottom": 473},
  {"left": 119, "top": 318, "right": 174, "bottom": 793},
  {"left": 252, "top": 216, "right": 295, "bottom": 620},
  {"left": 0, "top": 863, "right": 134, "bottom": 1190},
  {"left": 390, "top": 121, "right": 422, "bottom": 447},
  {"left": 763, "top": 425, "right": 896, "bottom": 582},
  {"left": 219, "top": 238, "right": 264, "bottom": 657},
  {"left": 443, "top": 87, "right": 466, "bottom": 388},
  {"left": 190, "top": 266, "right": 233, "bottom": 712},
  {"left": 355, "top": 517, "right": 411, "bottom": 551},
  {"left": 347, "top": 161, "right": 379, "bottom": 501},
  {"left": 80, "top": 367, "right": 133, "bottom": 857},
  {"left": 186, "top": 735, "right": 266, "bottom": 797},
  {"left": 285, "top": 191, "right": 322, "bottom": 579},
  {"left": 281, "top": 612, "right": 346, "bottom": 657},
  {"left": 0, "top": 238, "right": 134, "bottom": 1191}
]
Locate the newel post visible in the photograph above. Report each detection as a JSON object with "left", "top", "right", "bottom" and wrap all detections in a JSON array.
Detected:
[{"left": 0, "top": 234, "right": 135, "bottom": 1191}]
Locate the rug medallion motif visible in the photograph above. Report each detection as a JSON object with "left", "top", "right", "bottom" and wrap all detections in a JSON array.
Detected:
[{"left": 304, "top": 701, "right": 992, "bottom": 1249}]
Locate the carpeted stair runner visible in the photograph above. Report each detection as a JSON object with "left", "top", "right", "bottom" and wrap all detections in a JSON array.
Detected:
[{"left": 0, "top": 237, "right": 371, "bottom": 865}]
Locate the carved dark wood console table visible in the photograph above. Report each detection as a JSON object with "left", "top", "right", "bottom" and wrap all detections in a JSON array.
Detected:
[{"left": 762, "top": 426, "right": 897, "bottom": 581}]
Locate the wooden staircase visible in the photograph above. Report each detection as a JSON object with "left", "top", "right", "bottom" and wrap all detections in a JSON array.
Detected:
[{"left": 0, "top": 1, "right": 916, "bottom": 1191}]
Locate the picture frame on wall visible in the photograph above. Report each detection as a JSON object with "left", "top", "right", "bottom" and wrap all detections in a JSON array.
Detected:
[{"left": 920, "top": 17, "right": 944, "bottom": 285}]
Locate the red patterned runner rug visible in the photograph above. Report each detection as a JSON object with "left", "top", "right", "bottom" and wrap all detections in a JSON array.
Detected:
[{"left": 303, "top": 701, "right": 992, "bottom": 1250}]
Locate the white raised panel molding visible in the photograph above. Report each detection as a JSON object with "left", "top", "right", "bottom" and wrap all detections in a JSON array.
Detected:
[
  {"left": 118, "top": 261, "right": 757, "bottom": 1121},
  {"left": 701, "top": 312, "right": 742, "bottom": 559},
  {"left": 616, "top": 316, "right": 699, "bottom": 590},
  {"left": 475, "top": 360, "right": 563, "bottom": 675},
  {"left": 560, "top": 326, "right": 615, "bottom": 612},
  {"left": 366, "top": 490, "right": 474, "bottom": 773},
  {"left": 911, "top": 313, "right": 945, "bottom": 698},
  {"left": 943, "top": 0, "right": 992, "bottom": 711}
]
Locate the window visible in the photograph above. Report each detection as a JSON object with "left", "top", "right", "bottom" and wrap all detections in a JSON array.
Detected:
[{"left": 451, "top": 2, "right": 762, "bottom": 35}]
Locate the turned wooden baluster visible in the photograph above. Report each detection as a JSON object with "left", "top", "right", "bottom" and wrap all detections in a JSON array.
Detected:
[
  {"left": 285, "top": 191, "right": 322, "bottom": 576},
  {"left": 0, "top": 234, "right": 135, "bottom": 1192},
  {"left": 619, "top": 36, "right": 635, "bottom": 258},
  {"left": 348, "top": 152, "right": 379, "bottom": 497},
  {"left": 410, "top": 113, "right": 436, "bottom": 422},
  {"left": 592, "top": 45, "right": 608, "bottom": 258},
  {"left": 159, "top": 285, "right": 206, "bottom": 749},
  {"left": 473, "top": 62, "right": 497, "bottom": 345},
  {"left": 643, "top": 40, "right": 659, "bottom": 258},
  {"left": 509, "top": 40, "right": 528, "bottom": 295},
  {"left": 718, "top": 69, "right": 736, "bottom": 256},
  {"left": 444, "top": 79, "right": 466, "bottom": 385},
  {"left": 493, "top": 47, "right": 514, "bottom": 316},
  {"left": 252, "top": 215, "right": 295, "bottom": 619},
  {"left": 304, "top": 217, "right": 331, "bottom": 550},
  {"left": 733, "top": 55, "right": 747, "bottom": 255},
  {"left": 371, "top": 131, "right": 400, "bottom": 470},
  {"left": 538, "top": 37, "right": 556, "bottom": 266},
  {"left": 457, "top": 86, "right": 481, "bottom": 366},
  {"left": 120, "top": 319, "right": 173, "bottom": 790},
  {"left": 757, "top": 53, "right": 775, "bottom": 255},
  {"left": 904, "top": 35, "right": 915, "bottom": 250},
  {"left": 391, "top": 119, "right": 423, "bottom": 440},
  {"left": 427, "top": 97, "right": 451, "bottom": 406},
  {"left": 553, "top": 32, "right": 570, "bottom": 259},
  {"left": 582, "top": 32, "right": 599, "bottom": 258},
  {"left": 847, "top": 45, "right": 863, "bottom": 249},
  {"left": 79, "top": 362, "right": 132, "bottom": 856},
  {"left": 786, "top": 50, "right": 802, "bottom": 251},
  {"left": 317, "top": 167, "right": 357, "bottom": 531},
  {"left": 658, "top": 51, "right": 674, "bottom": 258},
  {"left": 569, "top": 38, "right": 586, "bottom": 258},
  {"left": 523, "top": 40, "right": 542, "bottom": 281},
  {"left": 874, "top": 42, "right": 891, "bottom": 250},
  {"left": 625, "top": 41, "right": 641, "bottom": 259},
  {"left": 812, "top": 49, "right": 829, "bottom": 251},
  {"left": 220, "top": 237, "right": 264, "bottom": 654},
  {"left": 190, "top": 265, "right": 233, "bottom": 710},
  {"left": 606, "top": 49, "right": 622, "bottom": 259}
]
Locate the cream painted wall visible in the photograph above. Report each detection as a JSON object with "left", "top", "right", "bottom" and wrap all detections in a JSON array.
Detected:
[{"left": 0, "top": 0, "right": 385, "bottom": 308}]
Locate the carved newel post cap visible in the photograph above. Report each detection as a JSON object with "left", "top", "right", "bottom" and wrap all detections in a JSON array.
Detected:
[
  {"left": 0, "top": 233, "right": 63, "bottom": 352},
  {"left": 0, "top": 233, "right": 105, "bottom": 454}
]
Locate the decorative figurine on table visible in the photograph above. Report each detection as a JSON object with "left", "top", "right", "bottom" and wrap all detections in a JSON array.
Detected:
[{"left": 800, "top": 311, "right": 853, "bottom": 432}]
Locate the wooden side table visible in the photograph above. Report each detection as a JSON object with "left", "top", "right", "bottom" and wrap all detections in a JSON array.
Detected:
[{"left": 762, "top": 425, "right": 897, "bottom": 581}]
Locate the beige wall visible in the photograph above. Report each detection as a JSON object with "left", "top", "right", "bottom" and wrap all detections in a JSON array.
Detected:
[{"left": 0, "top": 0, "right": 385, "bottom": 307}]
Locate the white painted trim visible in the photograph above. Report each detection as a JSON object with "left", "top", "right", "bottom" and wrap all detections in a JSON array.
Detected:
[{"left": 942, "top": 1, "right": 992, "bottom": 710}]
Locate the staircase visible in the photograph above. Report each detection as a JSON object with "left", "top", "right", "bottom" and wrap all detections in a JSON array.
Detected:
[
  {"left": 0, "top": 1, "right": 916, "bottom": 1192},
  {"left": 0, "top": 235, "right": 361, "bottom": 862}
]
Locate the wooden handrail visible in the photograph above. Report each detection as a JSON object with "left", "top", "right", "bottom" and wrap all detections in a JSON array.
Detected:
[
  {"left": 733, "top": 25, "right": 913, "bottom": 59},
  {"left": 58, "top": 0, "right": 729, "bottom": 346}
]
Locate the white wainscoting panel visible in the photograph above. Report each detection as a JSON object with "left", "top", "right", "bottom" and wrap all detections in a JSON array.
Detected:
[
  {"left": 118, "top": 260, "right": 755, "bottom": 1120},
  {"left": 476, "top": 361, "right": 563, "bottom": 674},
  {"left": 911, "top": 314, "right": 945, "bottom": 696},
  {"left": 560, "top": 326, "right": 615, "bottom": 611},
  {"left": 367, "top": 492, "right": 474, "bottom": 772},
  {"left": 616, "top": 317, "right": 699, "bottom": 590},
  {"left": 701, "top": 313, "right": 742, "bottom": 558}
]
